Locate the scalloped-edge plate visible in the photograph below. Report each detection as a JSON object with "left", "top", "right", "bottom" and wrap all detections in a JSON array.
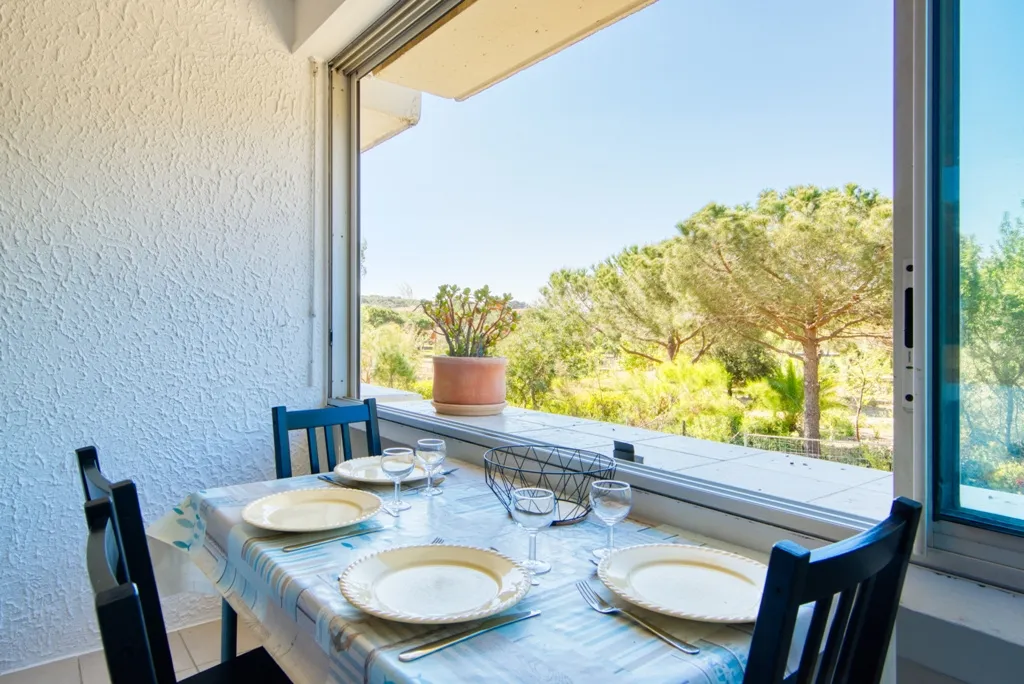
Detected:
[
  {"left": 339, "top": 544, "right": 531, "bottom": 624},
  {"left": 241, "top": 487, "right": 382, "bottom": 533},
  {"left": 333, "top": 456, "right": 429, "bottom": 485},
  {"left": 597, "top": 544, "right": 767, "bottom": 623}
]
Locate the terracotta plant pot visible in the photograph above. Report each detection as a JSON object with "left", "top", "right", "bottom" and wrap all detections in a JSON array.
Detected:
[{"left": 431, "top": 356, "right": 507, "bottom": 416}]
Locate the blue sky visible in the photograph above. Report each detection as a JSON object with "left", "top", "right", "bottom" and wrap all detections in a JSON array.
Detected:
[
  {"left": 960, "top": 1, "right": 1024, "bottom": 245},
  {"left": 361, "top": 0, "right": 898, "bottom": 301}
]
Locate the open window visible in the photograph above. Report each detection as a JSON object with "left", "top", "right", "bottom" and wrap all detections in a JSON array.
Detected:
[
  {"left": 914, "top": 0, "right": 1024, "bottom": 590},
  {"left": 328, "top": 0, "right": 1024, "bottom": 590}
]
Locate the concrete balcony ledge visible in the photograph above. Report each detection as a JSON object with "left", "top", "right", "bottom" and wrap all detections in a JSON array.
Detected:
[{"left": 371, "top": 396, "right": 896, "bottom": 521}]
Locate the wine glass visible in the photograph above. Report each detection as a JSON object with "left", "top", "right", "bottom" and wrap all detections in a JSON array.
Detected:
[
  {"left": 590, "top": 480, "right": 632, "bottom": 559},
  {"left": 415, "top": 438, "right": 446, "bottom": 497},
  {"left": 511, "top": 487, "right": 556, "bottom": 576},
  {"left": 380, "top": 448, "right": 415, "bottom": 513}
]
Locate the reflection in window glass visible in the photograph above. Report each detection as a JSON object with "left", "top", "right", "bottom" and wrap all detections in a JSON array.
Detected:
[{"left": 934, "top": 0, "right": 1024, "bottom": 527}]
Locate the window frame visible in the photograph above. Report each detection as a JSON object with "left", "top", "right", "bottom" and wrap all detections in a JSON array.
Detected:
[
  {"left": 915, "top": 0, "right": 1024, "bottom": 589},
  {"left": 326, "top": 0, "right": 1024, "bottom": 592}
]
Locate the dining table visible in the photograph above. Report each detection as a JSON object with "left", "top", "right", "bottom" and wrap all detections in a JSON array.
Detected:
[{"left": 149, "top": 457, "right": 810, "bottom": 684}]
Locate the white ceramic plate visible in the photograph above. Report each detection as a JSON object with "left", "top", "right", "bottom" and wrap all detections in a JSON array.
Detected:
[
  {"left": 333, "top": 456, "right": 429, "bottom": 485},
  {"left": 241, "top": 487, "right": 382, "bottom": 533},
  {"left": 598, "top": 544, "right": 768, "bottom": 623},
  {"left": 339, "top": 545, "right": 531, "bottom": 624}
]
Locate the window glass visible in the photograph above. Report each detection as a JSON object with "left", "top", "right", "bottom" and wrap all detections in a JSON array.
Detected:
[{"left": 933, "top": 0, "right": 1024, "bottom": 530}]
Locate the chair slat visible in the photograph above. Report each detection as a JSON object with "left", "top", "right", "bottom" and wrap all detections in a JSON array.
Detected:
[
  {"left": 364, "top": 398, "right": 382, "bottom": 456},
  {"left": 833, "top": 576, "right": 877, "bottom": 681},
  {"left": 340, "top": 424, "right": 353, "bottom": 462},
  {"left": 794, "top": 596, "right": 832, "bottom": 684},
  {"left": 324, "top": 425, "right": 338, "bottom": 471},
  {"left": 815, "top": 587, "right": 855, "bottom": 684},
  {"left": 306, "top": 427, "right": 320, "bottom": 473}
]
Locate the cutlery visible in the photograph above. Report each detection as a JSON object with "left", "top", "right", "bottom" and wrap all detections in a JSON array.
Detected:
[
  {"left": 490, "top": 547, "right": 539, "bottom": 586},
  {"left": 321, "top": 468, "right": 458, "bottom": 493},
  {"left": 282, "top": 526, "right": 383, "bottom": 553},
  {"left": 397, "top": 610, "right": 541, "bottom": 662},
  {"left": 432, "top": 537, "right": 445, "bottom": 544},
  {"left": 574, "top": 580, "right": 700, "bottom": 655}
]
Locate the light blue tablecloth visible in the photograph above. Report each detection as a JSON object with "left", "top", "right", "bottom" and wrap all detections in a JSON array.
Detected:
[{"left": 150, "top": 460, "right": 797, "bottom": 683}]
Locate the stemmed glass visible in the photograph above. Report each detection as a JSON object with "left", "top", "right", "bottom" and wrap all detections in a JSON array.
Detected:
[
  {"left": 415, "top": 438, "right": 446, "bottom": 497},
  {"left": 511, "top": 487, "right": 556, "bottom": 576},
  {"left": 590, "top": 480, "right": 632, "bottom": 559},
  {"left": 380, "top": 447, "right": 415, "bottom": 513}
]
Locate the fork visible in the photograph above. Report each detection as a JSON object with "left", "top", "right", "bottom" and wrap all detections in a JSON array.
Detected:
[
  {"left": 574, "top": 581, "right": 700, "bottom": 654},
  {"left": 431, "top": 536, "right": 445, "bottom": 544}
]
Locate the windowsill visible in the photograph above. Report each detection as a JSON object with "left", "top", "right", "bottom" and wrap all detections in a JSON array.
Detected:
[{"left": 362, "top": 394, "right": 895, "bottom": 520}]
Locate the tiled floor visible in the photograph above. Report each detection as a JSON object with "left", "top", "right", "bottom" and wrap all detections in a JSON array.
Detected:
[
  {"left": 387, "top": 399, "right": 897, "bottom": 520},
  {"left": 0, "top": 618, "right": 259, "bottom": 684}
]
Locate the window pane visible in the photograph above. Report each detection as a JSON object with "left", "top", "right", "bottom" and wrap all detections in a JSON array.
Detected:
[
  {"left": 360, "top": 0, "right": 895, "bottom": 522},
  {"left": 933, "top": 0, "right": 1024, "bottom": 530}
]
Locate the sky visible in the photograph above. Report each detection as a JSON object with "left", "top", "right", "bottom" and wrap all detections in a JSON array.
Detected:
[
  {"left": 960, "top": 1, "right": 1024, "bottom": 244},
  {"left": 361, "top": 0, "right": 898, "bottom": 302}
]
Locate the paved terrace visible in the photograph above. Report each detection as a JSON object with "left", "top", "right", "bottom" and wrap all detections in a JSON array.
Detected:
[{"left": 371, "top": 392, "right": 895, "bottom": 521}]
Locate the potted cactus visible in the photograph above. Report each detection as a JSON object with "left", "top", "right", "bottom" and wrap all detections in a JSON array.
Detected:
[{"left": 422, "top": 285, "right": 519, "bottom": 416}]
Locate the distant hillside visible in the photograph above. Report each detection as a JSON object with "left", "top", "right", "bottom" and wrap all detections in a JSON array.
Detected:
[
  {"left": 361, "top": 294, "right": 421, "bottom": 309},
  {"left": 362, "top": 294, "right": 530, "bottom": 310}
]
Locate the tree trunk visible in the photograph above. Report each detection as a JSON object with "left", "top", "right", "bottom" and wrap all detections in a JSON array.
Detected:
[
  {"left": 855, "top": 383, "right": 865, "bottom": 441},
  {"left": 1006, "top": 386, "right": 1016, "bottom": 450},
  {"left": 802, "top": 340, "right": 821, "bottom": 453}
]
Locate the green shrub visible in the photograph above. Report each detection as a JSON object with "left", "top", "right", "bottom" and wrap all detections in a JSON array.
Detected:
[
  {"left": 364, "top": 305, "right": 406, "bottom": 328},
  {"left": 411, "top": 380, "right": 433, "bottom": 400},
  {"left": 821, "top": 412, "right": 855, "bottom": 440},
  {"left": 687, "top": 414, "right": 739, "bottom": 442},
  {"left": 740, "top": 412, "right": 794, "bottom": 436},
  {"left": 988, "top": 460, "right": 1024, "bottom": 494}
]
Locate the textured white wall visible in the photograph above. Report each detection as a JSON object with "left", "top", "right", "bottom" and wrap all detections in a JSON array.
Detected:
[{"left": 0, "top": 0, "right": 324, "bottom": 673}]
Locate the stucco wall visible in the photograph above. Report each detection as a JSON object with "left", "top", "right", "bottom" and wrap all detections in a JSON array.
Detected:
[{"left": 0, "top": 0, "right": 322, "bottom": 673}]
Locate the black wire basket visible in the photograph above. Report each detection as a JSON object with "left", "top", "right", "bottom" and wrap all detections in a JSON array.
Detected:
[{"left": 484, "top": 444, "right": 617, "bottom": 525}]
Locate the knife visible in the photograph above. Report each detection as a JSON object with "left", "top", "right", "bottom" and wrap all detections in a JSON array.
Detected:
[
  {"left": 281, "top": 525, "right": 383, "bottom": 553},
  {"left": 398, "top": 610, "right": 540, "bottom": 662}
]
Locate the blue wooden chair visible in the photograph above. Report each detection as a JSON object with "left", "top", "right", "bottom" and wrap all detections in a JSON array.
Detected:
[
  {"left": 83, "top": 493, "right": 290, "bottom": 683},
  {"left": 744, "top": 496, "right": 922, "bottom": 684},
  {"left": 77, "top": 447, "right": 176, "bottom": 678},
  {"left": 271, "top": 398, "right": 382, "bottom": 478},
  {"left": 77, "top": 447, "right": 244, "bottom": 666}
]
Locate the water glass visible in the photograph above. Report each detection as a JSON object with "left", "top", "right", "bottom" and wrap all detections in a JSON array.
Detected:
[
  {"left": 415, "top": 438, "right": 446, "bottom": 497},
  {"left": 511, "top": 487, "right": 556, "bottom": 575},
  {"left": 590, "top": 480, "right": 632, "bottom": 559},
  {"left": 380, "top": 448, "right": 415, "bottom": 512}
]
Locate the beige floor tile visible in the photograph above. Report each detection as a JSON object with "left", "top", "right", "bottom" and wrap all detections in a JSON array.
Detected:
[
  {"left": 77, "top": 651, "right": 109, "bottom": 684},
  {"left": 167, "top": 632, "right": 194, "bottom": 672},
  {"left": 0, "top": 657, "right": 81, "bottom": 684},
  {"left": 195, "top": 660, "right": 219, "bottom": 673},
  {"left": 175, "top": 667, "right": 198, "bottom": 678},
  {"left": 178, "top": 620, "right": 222, "bottom": 667},
  {"left": 237, "top": 620, "right": 263, "bottom": 654}
]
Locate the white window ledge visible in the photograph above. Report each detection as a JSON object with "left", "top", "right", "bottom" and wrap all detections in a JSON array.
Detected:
[{"left": 362, "top": 395, "right": 895, "bottom": 521}]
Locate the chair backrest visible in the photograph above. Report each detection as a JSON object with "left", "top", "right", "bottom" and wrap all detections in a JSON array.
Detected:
[
  {"left": 85, "top": 497, "right": 159, "bottom": 684},
  {"left": 744, "top": 497, "right": 921, "bottom": 684},
  {"left": 76, "top": 447, "right": 176, "bottom": 683},
  {"left": 271, "top": 398, "right": 382, "bottom": 478}
]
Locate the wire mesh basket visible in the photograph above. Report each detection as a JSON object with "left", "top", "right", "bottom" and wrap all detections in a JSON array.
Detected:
[{"left": 484, "top": 444, "right": 616, "bottom": 525}]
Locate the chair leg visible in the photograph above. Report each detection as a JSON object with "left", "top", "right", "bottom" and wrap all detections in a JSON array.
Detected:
[{"left": 220, "top": 599, "right": 238, "bottom": 662}]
